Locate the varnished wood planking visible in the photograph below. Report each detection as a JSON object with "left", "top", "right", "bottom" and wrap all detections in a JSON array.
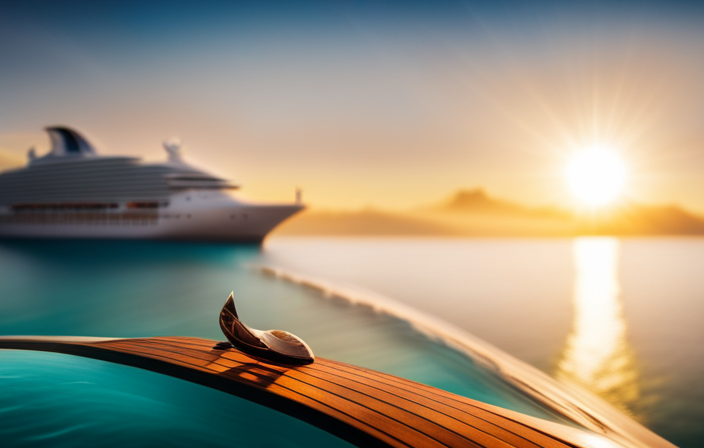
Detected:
[{"left": 0, "top": 336, "right": 620, "bottom": 448}]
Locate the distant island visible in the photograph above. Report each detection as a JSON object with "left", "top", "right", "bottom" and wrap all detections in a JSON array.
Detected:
[{"left": 274, "top": 188, "right": 704, "bottom": 236}]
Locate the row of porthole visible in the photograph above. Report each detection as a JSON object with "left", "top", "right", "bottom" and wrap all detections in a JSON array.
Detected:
[
  {"left": 10, "top": 213, "right": 253, "bottom": 222},
  {"left": 0, "top": 216, "right": 158, "bottom": 226},
  {"left": 161, "top": 214, "right": 250, "bottom": 220},
  {"left": 160, "top": 214, "right": 192, "bottom": 219},
  {"left": 4, "top": 213, "right": 252, "bottom": 223}
]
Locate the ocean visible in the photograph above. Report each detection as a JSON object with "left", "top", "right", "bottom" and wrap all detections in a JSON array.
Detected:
[{"left": 0, "top": 236, "right": 701, "bottom": 447}]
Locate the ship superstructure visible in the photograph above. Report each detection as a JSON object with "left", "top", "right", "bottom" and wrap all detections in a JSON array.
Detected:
[{"left": 0, "top": 127, "right": 303, "bottom": 241}]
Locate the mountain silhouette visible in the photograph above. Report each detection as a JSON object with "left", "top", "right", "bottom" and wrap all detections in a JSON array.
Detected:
[
  {"left": 275, "top": 189, "right": 704, "bottom": 236},
  {"left": 434, "top": 188, "right": 568, "bottom": 219}
]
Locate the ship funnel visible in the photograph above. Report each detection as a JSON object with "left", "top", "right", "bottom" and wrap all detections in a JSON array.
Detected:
[
  {"left": 163, "top": 137, "right": 183, "bottom": 162},
  {"left": 45, "top": 127, "right": 97, "bottom": 157}
]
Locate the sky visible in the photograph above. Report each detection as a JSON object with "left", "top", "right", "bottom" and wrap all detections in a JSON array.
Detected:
[{"left": 1, "top": 0, "right": 703, "bottom": 211}]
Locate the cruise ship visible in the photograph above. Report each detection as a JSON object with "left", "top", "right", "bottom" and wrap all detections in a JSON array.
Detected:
[{"left": 0, "top": 126, "right": 304, "bottom": 242}]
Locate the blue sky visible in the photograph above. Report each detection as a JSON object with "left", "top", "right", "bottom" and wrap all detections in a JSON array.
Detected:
[{"left": 1, "top": 1, "right": 703, "bottom": 210}]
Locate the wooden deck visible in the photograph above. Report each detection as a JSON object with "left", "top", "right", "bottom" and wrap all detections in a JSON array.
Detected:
[{"left": 0, "top": 336, "right": 620, "bottom": 448}]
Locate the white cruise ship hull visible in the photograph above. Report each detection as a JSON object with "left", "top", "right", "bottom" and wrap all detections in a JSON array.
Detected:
[{"left": 0, "top": 201, "right": 303, "bottom": 243}]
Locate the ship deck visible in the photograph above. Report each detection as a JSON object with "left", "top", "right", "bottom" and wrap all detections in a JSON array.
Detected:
[{"left": 0, "top": 336, "right": 622, "bottom": 448}]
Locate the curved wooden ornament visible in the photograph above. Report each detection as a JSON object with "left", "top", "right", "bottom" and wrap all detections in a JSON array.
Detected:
[{"left": 219, "top": 292, "right": 314, "bottom": 366}]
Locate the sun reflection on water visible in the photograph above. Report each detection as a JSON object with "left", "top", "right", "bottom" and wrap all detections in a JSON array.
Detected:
[{"left": 556, "top": 237, "right": 642, "bottom": 418}]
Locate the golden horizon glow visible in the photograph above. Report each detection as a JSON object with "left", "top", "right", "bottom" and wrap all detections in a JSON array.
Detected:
[{"left": 566, "top": 147, "right": 627, "bottom": 207}]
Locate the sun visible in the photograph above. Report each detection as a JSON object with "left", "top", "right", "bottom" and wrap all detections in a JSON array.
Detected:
[{"left": 566, "top": 147, "right": 627, "bottom": 206}]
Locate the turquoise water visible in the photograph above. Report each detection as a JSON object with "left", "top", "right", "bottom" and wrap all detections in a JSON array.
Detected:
[
  {"left": 0, "top": 239, "right": 575, "bottom": 447},
  {"left": 0, "top": 350, "right": 353, "bottom": 448},
  {"left": 2, "top": 237, "right": 700, "bottom": 447}
]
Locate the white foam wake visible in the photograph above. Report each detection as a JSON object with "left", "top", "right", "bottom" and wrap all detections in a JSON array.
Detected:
[{"left": 255, "top": 264, "right": 669, "bottom": 448}]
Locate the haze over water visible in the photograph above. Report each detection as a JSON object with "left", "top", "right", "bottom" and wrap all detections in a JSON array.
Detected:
[{"left": 262, "top": 236, "right": 704, "bottom": 447}]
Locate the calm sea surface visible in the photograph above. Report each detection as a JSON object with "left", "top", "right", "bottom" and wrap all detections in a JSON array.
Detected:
[
  {"left": 0, "top": 237, "right": 702, "bottom": 447},
  {"left": 263, "top": 237, "right": 704, "bottom": 447}
]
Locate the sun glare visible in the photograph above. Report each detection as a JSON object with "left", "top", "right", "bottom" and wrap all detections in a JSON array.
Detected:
[{"left": 566, "top": 147, "right": 627, "bottom": 206}]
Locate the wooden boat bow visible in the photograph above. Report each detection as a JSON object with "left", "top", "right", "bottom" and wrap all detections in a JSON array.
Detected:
[{"left": 0, "top": 335, "right": 621, "bottom": 448}]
